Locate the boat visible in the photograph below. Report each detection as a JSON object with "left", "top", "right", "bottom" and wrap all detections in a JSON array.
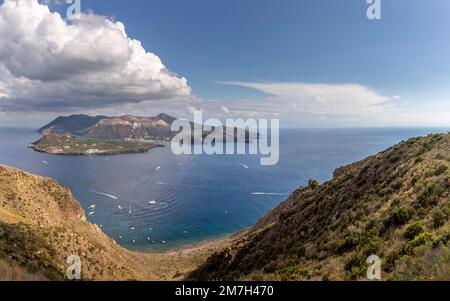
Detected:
[{"left": 148, "top": 200, "right": 157, "bottom": 206}]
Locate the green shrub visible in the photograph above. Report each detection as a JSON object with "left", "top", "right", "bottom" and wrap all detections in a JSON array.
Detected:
[
  {"left": 403, "top": 232, "right": 433, "bottom": 255},
  {"left": 335, "top": 236, "right": 359, "bottom": 254},
  {"left": 432, "top": 209, "right": 447, "bottom": 229},
  {"left": 388, "top": 156, "right": 401, "bottom": 164},
  {"left": 344, "top": 255, "right": 367, "bottom": 280},
  {"left": 403, "top": 223, "right": 424, "bottom": 241},
  {"left": 278, "top": 266, "right": 312, "bottom": 280},
  {"left": 411, "top": 174, "right": 421, "bottom": 187},
  {"left": 390, "top": 195, "right": 401, "bottom": 207},
  {"left": 435, "top": 164, "right": 448, "bottom": 176},
  {"left": 417, "top": 184, "right": 441, "bottom": 208},
  {"left": 432, "top": 231, "right": 450, "bottom": 249},
  {"left": 386, "top": 206, "right": 413, "bottom": 227},
  {"left": 308, "top": 179, "right": 320, "bottom": 189},
  {"left": 391, "top": 178, "right": 403, "bottom": 190},
  {"left": 377, "top": 188, "right": 390, "bottom": 197},
  {"left": 362, "top": 238, "right": 380, "bottom": 257},
  {"left": 384, "top": 251, "right": 401, "bottom": 272}
]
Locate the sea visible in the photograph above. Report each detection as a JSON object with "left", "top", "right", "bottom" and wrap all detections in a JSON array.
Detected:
[{"left": 0, "top": 127, "right": 448, "bottom": 251}]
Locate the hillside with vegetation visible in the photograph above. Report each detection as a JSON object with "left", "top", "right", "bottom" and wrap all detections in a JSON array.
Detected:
[
  {"left": 0, "top": 165, "right": 228, "bottom": 281},
  {"left": 190, "top": 132, "right": 450, "bottom": 281}
]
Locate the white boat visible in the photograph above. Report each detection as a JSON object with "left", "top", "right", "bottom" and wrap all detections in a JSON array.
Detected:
[
  {"left": 130, "top": 227, "right": 135, "bottom": 230},
  {"left": 148, "top": 200, "right": 157, "bottom": 206}
]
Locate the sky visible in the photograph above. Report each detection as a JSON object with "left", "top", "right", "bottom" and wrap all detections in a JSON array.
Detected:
[{"left": 0, "top": 0, "right": 450, "bottom": 127}]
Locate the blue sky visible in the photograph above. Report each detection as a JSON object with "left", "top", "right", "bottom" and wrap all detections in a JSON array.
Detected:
[
  {"left": 70, "top": 0, "right": 450, "bottom": 103},
  {"left": 1, "top": 0, "right": 450, "bottom": 126}
]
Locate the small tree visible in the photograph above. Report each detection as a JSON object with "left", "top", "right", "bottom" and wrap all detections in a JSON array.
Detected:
[{"left": 308, "top": 179, "right": 320, "bottom": 189}]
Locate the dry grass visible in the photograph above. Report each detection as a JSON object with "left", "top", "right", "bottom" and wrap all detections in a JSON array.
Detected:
[{"left": 0, "top": 259, "right": 48, "bottom": 281}]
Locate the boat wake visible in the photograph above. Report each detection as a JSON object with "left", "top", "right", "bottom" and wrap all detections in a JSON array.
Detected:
[
  {"left": 239, "top": 162, "right": 249, "bottom": 169},
  {"left": 251, "top": 192, "right": 289, "bottom": 196},
  {"left": 91, "top": 191, "right": 118, "bottom": 200}
]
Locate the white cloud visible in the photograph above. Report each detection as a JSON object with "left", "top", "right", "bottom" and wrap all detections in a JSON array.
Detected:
[
  {"left": 0, "top": 0, "right": 191, "bottom": 111},
  {"left": 211, "top": 82, "right": 450, "bottom": 127},
  {"left": 220, "top": 82, "right": 388, "bottom": 118}
]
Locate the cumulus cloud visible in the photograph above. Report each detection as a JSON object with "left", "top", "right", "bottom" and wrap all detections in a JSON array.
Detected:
[{"left": 0, "top": 0, "right": 191, "bottom": 112}]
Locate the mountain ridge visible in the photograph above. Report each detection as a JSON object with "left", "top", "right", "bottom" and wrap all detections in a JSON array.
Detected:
[{"left": 38, "top": 113, "right": 254, "bottom": 143}]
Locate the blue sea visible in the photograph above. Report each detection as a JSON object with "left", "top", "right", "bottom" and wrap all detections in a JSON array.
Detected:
[{"left": 0, "top": 127, "right": 447, "bottom": 251}]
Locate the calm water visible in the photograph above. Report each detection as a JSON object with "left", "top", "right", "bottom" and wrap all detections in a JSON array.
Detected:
[{"left": 0, "top": 127, "right": 447, "bottom": 251}]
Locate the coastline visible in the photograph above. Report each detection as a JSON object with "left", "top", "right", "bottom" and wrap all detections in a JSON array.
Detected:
[
  {"left": 29, "top": 133, "right": 165, "bottom": 156},
  {"left": 126, "top": 233, "right": 239, "bottom": 280},
  {"left": 156, "top": 229, "right": 247, "bottom": 255},
  {"left": 29, "top": 143, "right": 164, "bottom": 156}
]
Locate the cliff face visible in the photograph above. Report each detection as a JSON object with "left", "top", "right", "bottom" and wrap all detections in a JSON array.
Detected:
[
  {"left": 190, "top": 132, "right": 450, "bottom": 281},
  {"left": 0, "top": 165, "right": 224, "bottom": 281},
  {"left": 82, "top": 116, "right": 174, "bottom": 140}
]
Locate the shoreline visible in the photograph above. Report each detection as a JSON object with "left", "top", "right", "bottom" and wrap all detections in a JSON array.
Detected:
[
  {"left": 154, "top": 230, "right": 245, "bottom": 255},
  {"left": 29, "top": 133, "right": 165, "bottom": 156},
  {"left": 127, "top": 229, "right": 247, "bottom": 256}
]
